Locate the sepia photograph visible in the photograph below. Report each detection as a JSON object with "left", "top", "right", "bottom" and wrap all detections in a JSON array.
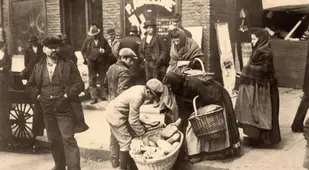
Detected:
[{"left": 0, "top": 0, "right": 309, "bottom": 169}]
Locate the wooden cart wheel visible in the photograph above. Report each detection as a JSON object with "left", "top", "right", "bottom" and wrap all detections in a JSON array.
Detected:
[{"left": 9, "top": 103, "right": 34, "bottom": 140}]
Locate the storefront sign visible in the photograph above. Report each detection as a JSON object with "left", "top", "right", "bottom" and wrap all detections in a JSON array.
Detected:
[{"left": 123, "top": 0, "right": 177, "bottom": 37}]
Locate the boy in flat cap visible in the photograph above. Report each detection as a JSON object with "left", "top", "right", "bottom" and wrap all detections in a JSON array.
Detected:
[
  {"left": 103, "top": 48, "right": 138, "bottom": 168},
  {"left": 139, "top": 19, "right": 167, "bottom": 82},
  {"left": 107, "top": 28, "right": 120, "bottom": 61},
  {"left": 26, "top": 37, "right": 85, "bottom": 170},
  {"left": 119, "top": 26, "right": 144, "bottom": 85},
  {"left": 105, "top": 78, "right": 164, "bottom": 170},
  {"left": 21, "top": 35, "right": 44, "bottom": 79}
]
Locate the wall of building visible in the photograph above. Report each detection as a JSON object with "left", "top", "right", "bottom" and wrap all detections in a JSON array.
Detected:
[
  {"left": 102, "top": 0, "right": 121, "bottom": 37},
  {"left": 2, "top": 0, "right": 61, "bottom": 53}
]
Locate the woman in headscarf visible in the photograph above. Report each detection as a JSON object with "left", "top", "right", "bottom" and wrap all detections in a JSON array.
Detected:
[
  {"left": 161, "top": 72, "right": 241, "bottom": 164},
  {"left": 235, "top": 28, "right": 281, "bottom": 145},
  {"left": 167, "top": 28, "right": 204, "bottom": 74}
]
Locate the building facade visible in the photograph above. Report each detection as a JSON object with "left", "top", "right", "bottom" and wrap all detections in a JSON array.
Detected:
[{"left": 1, "top": 0, "right": 236, "bottom": 82}]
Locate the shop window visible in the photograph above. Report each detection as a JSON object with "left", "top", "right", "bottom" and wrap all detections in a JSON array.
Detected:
[{"left": 122, "top": 0, "right": 180, "bottom": 39}]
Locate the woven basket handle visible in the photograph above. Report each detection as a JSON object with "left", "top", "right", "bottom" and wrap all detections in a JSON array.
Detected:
[
  {"left": 193, "top": 95, "right": 199, "bottom": 117},
  {"left": 192, "top": 58, "right": 205, "bottom": 72}
]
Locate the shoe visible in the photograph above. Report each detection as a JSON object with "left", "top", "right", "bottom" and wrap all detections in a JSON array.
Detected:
[
  {"left": 119, "top": 151, "right": 130, "bottom": 170},
  {"left": 90, "top": 98, "right": 98, "bottom": 105},
  {"left": 74, "top": 122, "right": 89, "bottom": 133},
  {"left": 110, "top": 156, "right": 120, "bottom": 168},
  {"left": 292, "top": 128, "right": 304, "bottom": 133}
]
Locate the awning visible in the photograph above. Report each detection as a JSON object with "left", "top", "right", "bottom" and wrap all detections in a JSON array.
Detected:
[{"left": 262, "top": 0, "right": 309, "bottom": 13}]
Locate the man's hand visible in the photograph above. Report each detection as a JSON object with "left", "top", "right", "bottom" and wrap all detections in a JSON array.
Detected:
[
  {"left": 64, "top": 93, "right": 68, "bottom": 98},
  {"left": 0, "top": 67, "right": 3, "bottom": 71},
  {"left": 37, "top": 95, "right": 41, "bottom": 100},
  {"left": 99, "top": 48, "right": 105, "bottom": 54}
]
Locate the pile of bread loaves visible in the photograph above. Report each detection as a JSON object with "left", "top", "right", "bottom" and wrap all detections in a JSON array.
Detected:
[{"left": 130, "top": 121, "right": 181, "bottom": 161}]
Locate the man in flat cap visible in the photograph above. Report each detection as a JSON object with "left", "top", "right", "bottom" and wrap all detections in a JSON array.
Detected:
[
  {"left": 107, "top": 28, "right": 120, "bottom": 61},
  {"left": 21, "top": 35, "right": 44, "bottom": 79},
  {"left": 81, "top": 25, "right": 112, "bottom": 104},
  {"left": 119, "top": 25, "right": 144, "bottom": 85},
  {"left": 103, "top": 48, "right": 138, "bottom": 168},
  {"left": 26, "top": 37, "right": 85, "bottom": 170},
  {"left": 105, "top": 78, "right": 164, "bottom": 170}
]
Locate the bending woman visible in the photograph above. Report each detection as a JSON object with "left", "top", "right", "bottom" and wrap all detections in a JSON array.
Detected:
[
  {"left": 162, "top": 72, "right": 241, "bottom": 163},
  {"left": 235, "top": 28, "right": 281, "bottom": 145}
]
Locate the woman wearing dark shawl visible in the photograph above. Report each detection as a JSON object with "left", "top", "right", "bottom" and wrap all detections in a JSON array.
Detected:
[
  {"left": 161, "top": 72, "right": 241, "bottom": 164},
  {"left": 235, "top": 28, "right": 281, "bottom": 145},
  {"left": 167, "top": 28, "right": 204, "bottom": 74}
]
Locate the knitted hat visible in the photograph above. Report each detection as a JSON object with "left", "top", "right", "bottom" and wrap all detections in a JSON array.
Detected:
[{"left": 119, "top": 48, "right": 138, "bottom": 59}]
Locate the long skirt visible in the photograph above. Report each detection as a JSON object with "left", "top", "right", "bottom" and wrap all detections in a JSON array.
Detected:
[{"left": 235, "top": 82, "right": 281, "bottom": 144}]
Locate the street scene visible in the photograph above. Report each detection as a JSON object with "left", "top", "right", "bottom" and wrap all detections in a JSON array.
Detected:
[{"left": 1, "top": 0, "right": 309, "bottom": 170}]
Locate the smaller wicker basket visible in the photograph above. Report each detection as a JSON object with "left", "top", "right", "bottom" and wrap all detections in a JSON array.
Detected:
[
  {"left": 183, "top": 58, "right": 215, "bottom": 82},
  {"left": 129, "top": 128, "right": 184, "bottom": 170},
  {"left": 188, "top": 96, "right": 226, "bottom": 139}
]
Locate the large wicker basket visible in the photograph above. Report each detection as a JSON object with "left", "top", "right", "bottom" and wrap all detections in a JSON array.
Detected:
[
  {"left": 188, "top": 96, "right": 226, "bottom": 139},
  {"left": 183, "top": 58, "right": 215, "bottom": 82},
  {"left": 129, "top": 128, "right": 184, "bottom": 170}
]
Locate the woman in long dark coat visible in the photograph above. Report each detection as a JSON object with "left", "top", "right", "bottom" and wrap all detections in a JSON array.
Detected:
[
  {"left": 235, "top": 28, "right": 281, "bottom": 145},
  {"left": 162, "top": 72, "right": 241, "bottom": 164},
  {"left": 0, "top": 44, "right": 13, "bottom": 149}
]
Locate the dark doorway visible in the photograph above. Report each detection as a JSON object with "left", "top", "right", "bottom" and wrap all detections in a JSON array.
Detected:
[{"left": 61, "top": 0, "right": 103, "bottom": 50}]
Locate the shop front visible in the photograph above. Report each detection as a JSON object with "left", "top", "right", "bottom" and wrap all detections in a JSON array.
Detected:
[{"left": 236, "top": 0, "right": 309, "bottom": 88}]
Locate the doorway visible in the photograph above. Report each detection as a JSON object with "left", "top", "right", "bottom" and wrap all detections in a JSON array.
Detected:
[{"left": 61, "top": 0, "right": 103, "bottom": 50}]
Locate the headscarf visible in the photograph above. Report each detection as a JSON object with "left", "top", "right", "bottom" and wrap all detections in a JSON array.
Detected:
[
  {"left": 240, "top": 28, "right": 275, "bottom": 85},
  {"left": 169, "top": 28, "right": 203, "bottom": 64}
]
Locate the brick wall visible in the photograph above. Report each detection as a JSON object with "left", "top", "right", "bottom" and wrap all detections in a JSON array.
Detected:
[
  {"left": 2, "top": 0, "right": 10, "bottom": 52},
  {"left": 102, "top": 0, "right": 121, "bottom": 37},
  {"left": 45, "top": 0, "right": 61, "bottom": 36},
  {"left": 182, "top": 0, "right": 236, "bottom": 84}
]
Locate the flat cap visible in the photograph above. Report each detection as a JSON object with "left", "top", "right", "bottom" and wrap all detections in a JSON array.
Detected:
[
  {"left": 146, "top": 79, "right": 164, "bottom": 95},
  {"left": 107, "top": 28, "right": 116, "bottom": 35},
  {"left": 119, "top": 48, "right": 138, "bottom": 59},
  {"left": 42, "top": 37, "right": 62, "bottom": 49}
]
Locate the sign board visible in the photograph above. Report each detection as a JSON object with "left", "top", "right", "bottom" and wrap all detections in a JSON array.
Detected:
[
  {"left": 185, "top": 26, "right": 203, "bottom": 48},
  {"left": 123, "top": 0, "right": 177, "bottom": 38},
  {"left": 214, "top": 22, "right": 236, "bottom": 96},
  {"left": 11, "top": 55, "right": 25, "bottom": 72}
]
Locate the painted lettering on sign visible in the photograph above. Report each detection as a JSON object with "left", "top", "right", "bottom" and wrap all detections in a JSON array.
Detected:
[{"left": 132, "top": 0, "right": 176, "bottom": 12}]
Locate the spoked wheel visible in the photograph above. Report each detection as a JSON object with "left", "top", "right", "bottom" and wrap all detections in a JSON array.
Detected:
[{"left": 10, "top": 103, "right": 35, "bottom": 140}]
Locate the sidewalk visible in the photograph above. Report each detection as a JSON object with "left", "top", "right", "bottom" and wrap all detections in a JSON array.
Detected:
[{"left": 71, "top": 88, "right": 306, "bottom": 169}]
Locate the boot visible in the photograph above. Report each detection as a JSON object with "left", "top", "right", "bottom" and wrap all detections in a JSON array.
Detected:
[
  {"left": 119, "top": 151, "right": 130, "bottom": 170},
  {"left": 90, "top": 98, "right": 98, "bottom": 105}
]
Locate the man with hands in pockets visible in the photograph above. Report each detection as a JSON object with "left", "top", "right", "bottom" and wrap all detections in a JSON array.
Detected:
[{"left": 26, "top": 37, "right": 84, "bottom": 170}]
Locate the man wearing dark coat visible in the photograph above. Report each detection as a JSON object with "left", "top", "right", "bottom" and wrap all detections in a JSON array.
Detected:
[
  {"left": 119, "top": 26, "right": 144, "bottom": 85},
  {"left": 26, "top": 37, "right": 85, "bottom": 170},
  {"left": 55, "top": 33, "right": 78, "bottom": 64},
  {"left": 21, "top": 35, "right": 44, "bottom": 79},
  {"left": 81, "top": 25, "right": 112, "bottom": 104},
  {"left": 139, "top": 19, "right": 167, "bottom": 82},
  {"left": 103, "top": 48, "right": 137, "bottom": 168}
]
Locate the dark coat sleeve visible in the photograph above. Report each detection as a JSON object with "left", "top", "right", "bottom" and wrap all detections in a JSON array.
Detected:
[
  {"left": 1, "top": 53, "right": 11, "bottom": 72},
  {"left": 156, "top": 35, "right": 168, "bottom": 67},
  {"left": 102, "top": 38, "right": 112, "bottom": 56},
  {"left": 81, "top": 38, "right": 89, "bottom": 60},
  {"left": 25, "top": 64, "right": 39, "bottom": 100},
  {"left": 138, "top": 39, "right": 145, "bottom": 60},
  {"left": 117, "top": 69, "right": 131, "bottom": 96},
  {"left": 184, "top": 78, "right": 222, "bottom": 106},
  {"left": 66, "top": 62, "right": 85, "bottom": 98}
]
